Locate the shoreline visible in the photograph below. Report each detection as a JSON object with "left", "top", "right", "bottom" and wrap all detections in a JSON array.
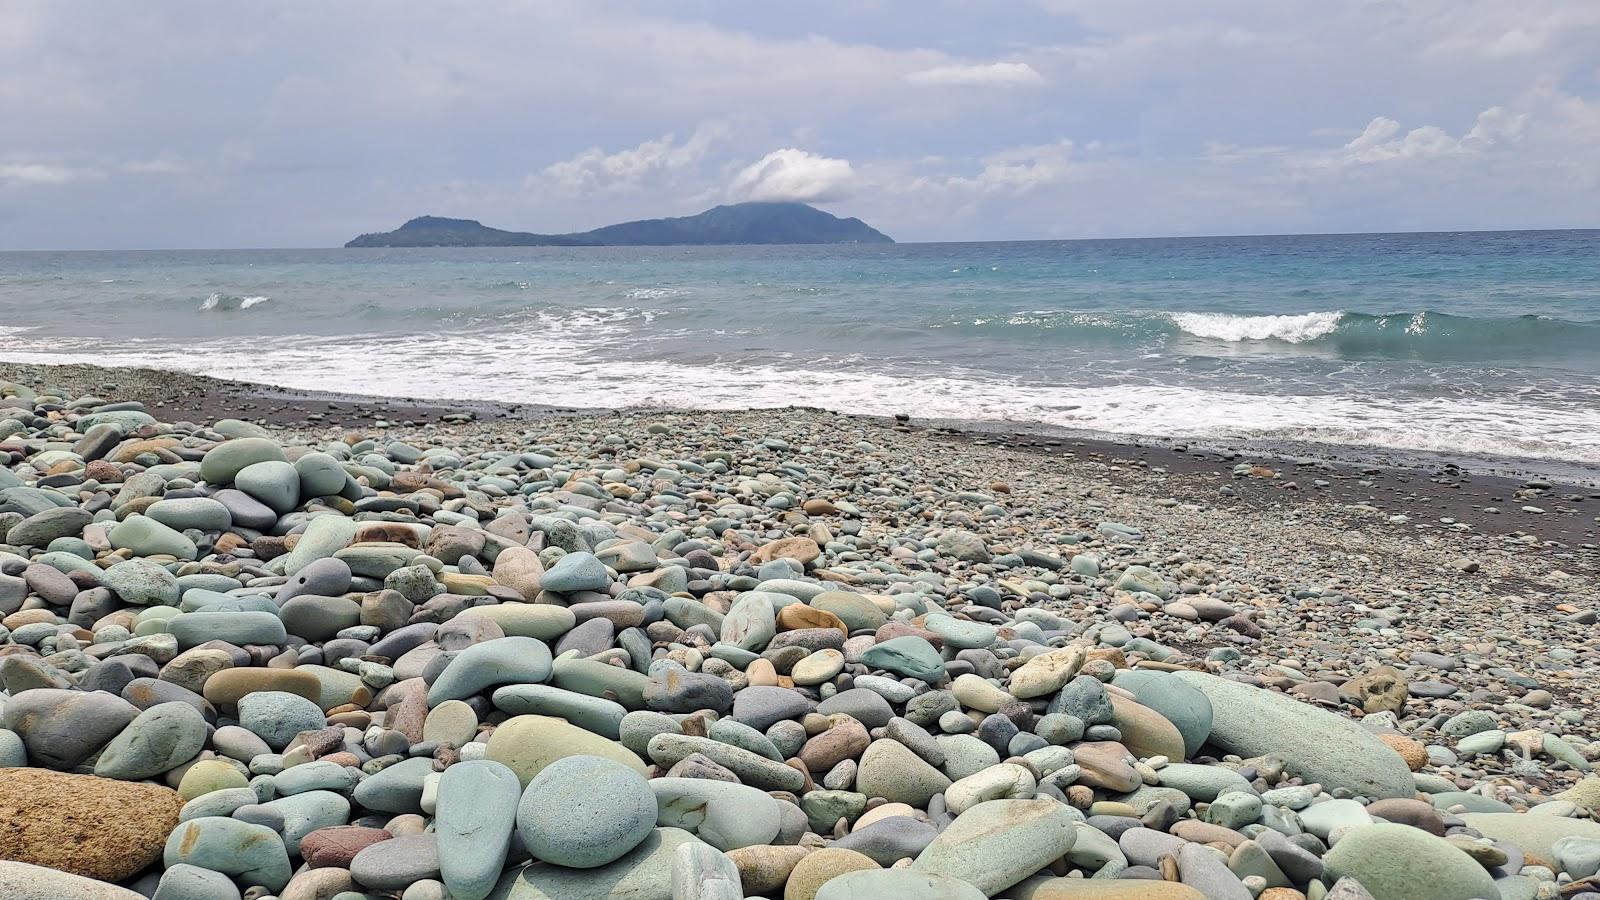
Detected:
[{"left": 3, "top": 359, "right": 1596, "bottom": 550}]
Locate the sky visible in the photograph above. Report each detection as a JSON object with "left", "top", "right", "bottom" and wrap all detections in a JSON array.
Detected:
[{"left": 2, "top": 0, "right": 1599, "bottom": 249}]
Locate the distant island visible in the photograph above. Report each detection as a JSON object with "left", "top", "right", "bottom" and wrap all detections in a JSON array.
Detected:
[{"left": 345, "top": 201, "right": 893, "bottom": 247}]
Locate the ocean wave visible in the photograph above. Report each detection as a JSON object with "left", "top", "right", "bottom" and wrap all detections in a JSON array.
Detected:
[
  {"left": 199, "top": 293, "right": 271, "bottom": 311},
  {"left": 623, "top": 287, "right": 690, "bottom": 300},
  {"left": 935, "top": 308, "right": 1600, "bottom": 362},
  {"left": 1169, "top": 311, "right": 1343, "bottom": 343}
]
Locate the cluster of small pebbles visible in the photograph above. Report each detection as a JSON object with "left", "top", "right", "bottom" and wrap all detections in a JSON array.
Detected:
[{"left": 0, "top": 376, "right": 1596, "bottom": 900}]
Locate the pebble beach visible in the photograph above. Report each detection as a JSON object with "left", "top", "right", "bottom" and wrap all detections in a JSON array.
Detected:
[{"left": 0, "top": 362, "right": 1596, "bottom": 900}]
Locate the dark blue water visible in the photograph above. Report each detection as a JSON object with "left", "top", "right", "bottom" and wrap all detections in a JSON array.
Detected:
[{"left": 3, "top": 230, "right": 1599, "bottom": 463}]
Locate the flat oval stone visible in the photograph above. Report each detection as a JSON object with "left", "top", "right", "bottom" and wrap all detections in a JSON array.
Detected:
[
  {"left": 651, "top": 776, "right": 781, "bottom": 851},
  {"left": 1323, "top": 823, "right": 1498, "bottom": 900},
  {"left": 237, "top": 690, "right": 326, "bottom": 750},
  {"left": 163, "top": 817, "right": 292, "bottom": 892},
  {"left": 0, "top": 861, "right": 147, "bottom": 899},
  {"left": 518, "top": 754, "right": 657, "bottom": 869},
  {"left": 485, "top": 715, "right": 648, "bottom": 788},
  {"left": 1, "top": 688, "right": 139, "bottom": 770},
  {"left": 257, "top": 789, "right": 351, "bottom": 855},
  {"left": 437, "top": 760, "right": 521, "bottom": 899},
  {"left": 492, "top": 684, "right": 627, "bottom": 740},
  {"left": 350, "top": 832, "right": 440, "bottom": 892},
  {"left": 1173, "top": 671, "right": 1413, "bottom": 799},
  {"left": 167, "top": 611, "right": 287, "bottom": 650},
  {"left": 428, "top": 637, "right": 553, "bottom": 706},
  {"left": 817, "top": 869, "right": 986, "bottom": 900},
  {"left": 461, "top": 603, "right": 575, "bottom": 641},
  {"left": 94, "top": 701, "right": 207, "bottom": 780},
  {"left": 353, "top": 756, "right": 437, "bottom": 814},
  {"left": 861, "top": 636, "right": 945, "bottom": 682},
  {"left": 235, "top": 460, "right": 300, "bottom": 514},
  {"left": 484, "top": 826, "right": 697, "bottom": 899},
  {"left": 912, "top": 799, "right": 1078, "bottom": 896},
  {"left": 201, "top": 437, "right": 286, "bottom": 485}
]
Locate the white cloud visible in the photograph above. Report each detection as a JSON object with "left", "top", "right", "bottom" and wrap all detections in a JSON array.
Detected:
[
  {"left": 1315, "top": 105, "right": 1529, "bottom": 169},
  {"left": 729, "top": 149, "right": 857, "bottom": 203},
  {"left": 537, "top": 123, "right": 730, "bottom": 194},
  {"left": 906, "top": 61, "right": 1045, "bottom": 87},
  {"left": 0, "top": 160, "right": 100, "bottom": 186}
]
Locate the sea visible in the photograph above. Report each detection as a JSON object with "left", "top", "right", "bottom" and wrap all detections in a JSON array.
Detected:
[{"left": 3, "top": 230, "right": 1599, "bottom": 475}]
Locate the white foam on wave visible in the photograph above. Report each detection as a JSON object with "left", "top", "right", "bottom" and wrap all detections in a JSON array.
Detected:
[
  {"left": 199, "top": 294, "right": 271, "bottom": 311},
  {"left": 624, "top": 287, "right": 689, "bottom": 301},
  {"left": 4, "top": 327, "right": 1599, "bottom": 466},
  {"left": 1170, "top": 311, "right": 1343, "bottom": 343}
]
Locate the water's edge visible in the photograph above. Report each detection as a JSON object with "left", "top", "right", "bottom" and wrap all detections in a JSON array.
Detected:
[{"left": 7, "top": 359, "right": 1596, "bottom": 489}]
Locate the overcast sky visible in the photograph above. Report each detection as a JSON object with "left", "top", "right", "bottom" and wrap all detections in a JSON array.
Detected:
[{"left": 3, "top": 1, "right": 1598, "bottom": 248}]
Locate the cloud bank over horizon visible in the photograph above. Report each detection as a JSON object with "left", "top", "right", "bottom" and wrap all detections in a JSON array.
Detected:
[{"left": 1, "top": 0, "right": 1597, "bottom": 248}]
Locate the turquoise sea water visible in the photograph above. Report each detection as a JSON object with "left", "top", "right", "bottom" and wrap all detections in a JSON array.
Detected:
[{"left": 2, "top": 229, "right": 1599, "bottom": 465}]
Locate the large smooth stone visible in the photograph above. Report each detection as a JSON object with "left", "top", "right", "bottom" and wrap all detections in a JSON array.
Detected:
[
  {"left": 94, "top": 701, "right": 207, "bottom": 780},
  {"left": 731, "top": 685, "right": 813, "bottom": 731},
  {"left": 540, "top": 551, "right": 610, "bottom": 594},
  {"left": 464, "top": 603, "right": 575, "bottom": 640},
  {"left": 518, "top": 755, "right": 657, "bottom": 868},
  {"left": 258, "top": 790, "right": 350, "bottom": 855},
  {"left": 235, "top": 460, "right": 300, "bottom": 514},
  {"left": 167, "top": 610, "right": 287, "bottom": 650},
  {"left": 1460, "top": 813, "right": 1600, "bottom": 860},
  {"left": 492, "top": 684, "right": 627, "bottom": 740},
  {"left": 1008, "top": 880, "right": 1204, "bottom": 899},
  {"left": 146, "top": 497, "right": 232, "bottom": 533},
  {"left": 108, "top": 514, "right": 198, "bottom": 560},
  {"left": 353, "top": 756, "right": 436, "bottom": 814},
  {"left": 1173, "top": 671, "right": 1413, "bottom": 799},
  {"left": 912, "top": 799, "right": 1078, "bottom": 896},
  {"left": 438, "top": 760, "right": 522, "bottom": 900},
  {"left": 671, "top": 840, "right": 744, "bottom": 900},
  {"left": 485, "top": 827, "right": 700, "bottom": 900},
  {"left": 651, "top": 777, "right": 781, "bottom": 851},
  {"left": 1323, "top": 823, "right": 1499, "bottom": 900},
  {"left": 1, "top": 688, "right": 139, "bottom": 770},
  {"left": 200, "top": 437, "right": 286, "bottom": 484},
  {"left": 1108, "top": 696, "right": 1185, "bottom": 761},
  {"left": 832, "top": 816, "right": 940, "bottom": 867},
  {"left": 645, "top": 733, "right": 805, "bottom": 793},
  {"left": 1110, "top": 670, "right": 1212, "bottom": 758},
  {"left": 720, "top": 593, "right": 777, "bottom": 651},
  {"left": 236, "top": 690, "right": 326, "bottom": 750},
  {"left": 100, "top": 558, "right": 181, "bottom": 606},
  {"left": 0, "top": 768, "right": 180, "bottom": 882},
  {"left": 295, "top": 451, "right": 349, "bottom": 497},
  {"left": 200, "top": 667, "right": 321, "bottom": 706},
  {"left": 817, "top": 869, "right": 986, "bottom": 900},
  {"left": 550, "top": 655, "right": 651, "bottom": 710},
  {"left": 860, "top": 636, "right": 945, "bottom": 682},
  {"left": 349, "top": 833, "right": 440, "bottom": 892},
  {"left": 428, "top": 637, "right": 554, "bottom": 705},
  {"left": 856, "top": 739, "right": 951, "bottom": 806},
  {"left": 279, "top": 594, "right": 362, "bottom": 642},
  {"left": 282, "top": 514, "right": 359, "bottom": 575},
  {"left": 486, "top": 715, "right": 648, "bottom": 787},
  {"left": 0, "top": 861, "right": 146, "bottom": 899},
  {"left": 163, "top": 817, "right": 292, "bottom": 892}
]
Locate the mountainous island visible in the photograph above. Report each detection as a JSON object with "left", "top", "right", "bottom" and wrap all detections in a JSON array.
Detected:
[{"left": 345, "top": 201, "right": 893, "bottom": 247}]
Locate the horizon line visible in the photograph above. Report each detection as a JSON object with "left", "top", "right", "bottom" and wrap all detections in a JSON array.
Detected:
[{"left": 3, "top": 224, "right": 1597, "bottom": 254}]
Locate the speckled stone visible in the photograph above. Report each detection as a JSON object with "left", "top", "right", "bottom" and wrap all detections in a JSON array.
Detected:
[{"left": 517, "top": 754, "right": 657, "bottom": 869}]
